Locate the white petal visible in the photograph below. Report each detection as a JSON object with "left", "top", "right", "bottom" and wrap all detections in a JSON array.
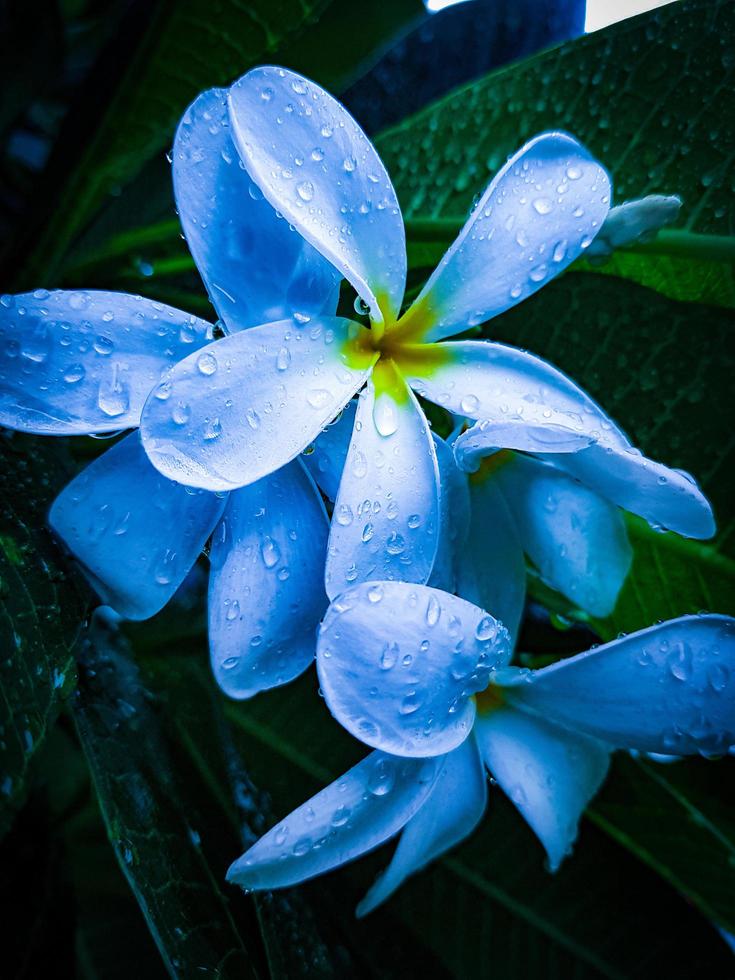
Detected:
[
  {"left": 227, "top": 751, "right": 441, "bottom": 889},
  {"left": 208, "top": 460, "right": 328, "bottom": 698},
  {"left": 476, "top": 704, "right": 610, "bottom": 870},
  {"left": 49, "top": 432, "right": 226, "bottom": 620},
  {"left": 140, "top": 316, "right": 375, "bottom": 491},
  {"left": 228, "top": 67, "right": 406, "bottom": 324},
  {"left": 502, "top": 615, "right": 735, "bottom": 756},
  {"left": 394, "top": 133, "right": 611, "bottom": 342},
  {"left": 174, "top": 88, "right": 339, "bottom": 332},
  {"left": 356, "top": 737, "right": 487, "bottom": 915},
  {"left": 325, "top": 365, "right": 440, "bottom": 598},
  {"left": 317, "top": 581, "right": 511, "bottom": 757},
  {"left": 0, "top": 290, "right": 212, "bottom": 434}
]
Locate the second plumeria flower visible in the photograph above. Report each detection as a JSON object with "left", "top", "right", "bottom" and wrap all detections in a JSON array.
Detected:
[{"left": 140, "top": 66, "right": 713, "bottom": 602}]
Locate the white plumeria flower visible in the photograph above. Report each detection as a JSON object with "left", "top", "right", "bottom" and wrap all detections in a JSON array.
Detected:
[
  {"left": 227, "top": 582, "right": 735, "bottom": 913},
  {"left": 138, "top": 65, "right": 712, "bottom": 603}
]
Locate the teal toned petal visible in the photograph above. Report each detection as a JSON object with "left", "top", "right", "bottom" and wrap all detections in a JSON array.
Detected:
[
  {"left": 317, "top": 581, "right": 511, "bottom": 757},
  {"left": 140, "top": 316, "right": 375, "bottom": 492},
  {"left": 495, "top": 454, "right": 632, "bottom": 617},
  {"left": 208, "top": 460, "right": 328, "bottom": 699},
  {"left": 356, "top": 736, "right": 487, "bottom": 916},
  {"left": 501, "top": 615, "right": 735, "bottom": 756},
  {"left": 228, "top": 67, "right": 406, "bottom": 325},
  {"left": 325, "top": 367, "right": 440, "bottom": 599},
  {"left": 394, "top": 132, "right": 610, "bottom": 342},
  {"left": 227, "top": 751, "right": 441, "bottom": 890},
  {"left": 0, "top": 290, "right": 212, "bottom": 434},
  {"left": 456, "top": 470, "right": 526, "bottom": 643},
  {"left": 49, "top": 432, "right": 226, "bottom": 620},
  {"left": 174, "top": 88, "right": 339, "bottom": 333},
  {"left": 475, "top": 704, "right": 610, "bottom": 871}
]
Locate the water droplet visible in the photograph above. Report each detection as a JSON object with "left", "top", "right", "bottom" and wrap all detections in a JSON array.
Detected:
[
  {"left": 276, "top": 347, "right": 291, "bottom": 371},
  {"left": 368, "top": 757, "right": 396, "bottom": 796},
  {"left": 307, "top": 388, "right": 331, "bottom": 409},
  {"left": 172, "top": 401, "right": 190, "bottom": 425},
  {"left": 460, "top": 394, "right": 479, "bottom": 414},
  {"left": 94, "top": 335, "right": 114, "bottom": 355},
  {"left": 386, "top": 532, "right": 405, "bottom": 556},
  {"left": 367, "top": 584, "right": 384, "bottom": 603},
  {"left": 246, "top": 408, "right": 260, "bottom": 429},
  {"left": 63, "top": 364, "right": 85, "bottom": 384},
  {"left": 566, "top": 165, "right": 583, "bottom": 180},
  {"left": 400, "top": 691, "right": 422, "bottom": 715},
  {"left": 380, "top": 642, "right": 399, "bottom": 670},
  {"left": 373, "top": 395, "right": 399, "bottom": 436},
  {"left": 197, "top": 352, "right": 217, "bottom": 375},
  {"left": 426, "top": 594, "right": 441, "bottom": 627},
  {"left": 296, "top": 180, "right": 314, "bottom": 202},
  {"left": 261, "top": 537, "right": 281, "bottom": 568},
  {"left": 532, "top": 198, "right": 553, "bottom": 214},
  {"left": 226, "top": 600, "right": 240, "bottom": 621}
]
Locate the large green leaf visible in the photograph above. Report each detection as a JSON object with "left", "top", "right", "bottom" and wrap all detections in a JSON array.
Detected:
[
  {"left": 73, "top": 612, "right": 262, "bottom": 979},
  {"left": 376, "top": 0, "right": 735, "bottom": 306},
  {"left": 16, "top": 0, "right": 424, "bottom": 288},
  {"left": 0, "top": 434, "right": 86, "bottom": 837}
]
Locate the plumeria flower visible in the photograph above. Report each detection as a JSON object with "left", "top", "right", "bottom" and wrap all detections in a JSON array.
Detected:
[
  {"left": 227, "top": 581, "right": 735, "bottom": 913},
  {"left": 139, "top": 66, "right": 713, "bottom": 604},
  {"left": 0, "top": 85, "right": 348, "bottom": 699},
  {"left": 304, "top": 402, "right": 633, "bottom": 633}
]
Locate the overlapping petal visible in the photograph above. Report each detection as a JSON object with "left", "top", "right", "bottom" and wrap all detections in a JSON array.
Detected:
[
  {"left": 502, "top": 615, "right": 735, "bottom": 755},
  {"left": 394, "top": 132, "right": 611, "bottom": 343},
  {"left": 427, "top": 435, "right": 471, "bottom": 594},
  {"left": 403, "top": 341, "right": 628, "bottom": 443},
  {"left": 475, "top": 704, "right": 610, "bottom": 870},
  {"left": 208, "top": 460, "right": 328, "bottom": 699},
  {"left": 356, "top": 736, "right": 486, "bottom": 916},
  {"left": 317, "top": 581, "right": 511, "bottom": 757},
  {"left": 140, "top": 316, "right": 375, "bottom": 491},
  {"left": 228, "top": 66, "right": 407, "bottom": 325},
  {"left": 302, "top": 398, "right": 356, "bottom": 500},
  {"left": 325, "top": 365, "right": 440, "bottom": 599},
  {"left": 49, "top": 432, "right": 226, "bottom": 620},
  {"left": 494, "top": 454, "right": 631, "bottom": 617},
  {"left": 227, "top": 751, "right": 441, "bottom": 890},
  {"left": 174, "top": 88, "right": 339, "bottom": 333},
  {"left": 455, "top": 417, "right": 715, "bottom": 540},
  {"left": 0, "top": 290, "right": 212, "bottom": 434},
  {"left": 455, "top": 469, "right": 527, "bottom": 642}
]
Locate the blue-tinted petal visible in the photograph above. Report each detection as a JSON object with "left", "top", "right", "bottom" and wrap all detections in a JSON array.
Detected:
[
  {"left": 174, "top": 88, "right": 339, "bottom": 334},
  {"left": 325, "top": 365, "right": 440, "bottom": 599},
  {"left": 140, "top": 317, "right": 375, "bottom": 491},
  {"left": 228, "top": 67, "right": 406, "bottom": 325},
  {"left": 427, "top": 435, "right": 471, "bottom": 594},
  {"left": 405, "top": 341, "right": 628, "bottom": 443},
  {"left": 0, "top": 290, "right": 212, "bottom": 434},
  {"left": 546, "top": 443, "right": 715, "bottom": 540},
  {"left": 475, "top": 704, "right": 610, "bottom": 871},
  {"left": 456, "top": 468, "right": 526, "bottom": 643},
  {"left": 208, "top": 460, "right": 328, "bottom": 699},
  {"left": 495, "top": 454, "right": 631, "bottom": 617},
  {"left": 49, "top": 432, "right": 226, "bottom": 620},
  {"left": 502, "top": 615, "right": 735, "bottom": 756},
  {"left": 317, "top": 581, "right": 511, "bottom": 757},
  {"left": 302, "top": 399, "right": 355, "bottom": 500},
  {"left": 356, "top": 736, "right": 486, "bottom": 916},
  {"left": 455, "top": 417, "right": 715, "bottom": 541},
  {"left": 227, "top": 750, "right": 441, "bottom": 890},
  {"left": 395, "top": 133, "right": 610, "bottom": 342}
]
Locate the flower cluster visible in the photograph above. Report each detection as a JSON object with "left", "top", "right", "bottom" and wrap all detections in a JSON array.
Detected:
[{"left": 1, "top": 66, "right": 732, "bottom": 912}]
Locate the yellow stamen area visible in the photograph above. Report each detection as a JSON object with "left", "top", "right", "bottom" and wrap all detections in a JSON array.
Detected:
[
  {"left": 474, "top": 683, "right": 506, "bottom": 715},
  {"left": 340, "top": 322, "right": 454, "bottom": 384},
  {"left": 371, "top": 356, "right": 411, "bottom": 404},
  {"left": 390, "top": 291, "right": 441, "bottom": 343},
  {"left": 468, "top": 449, "right": 515, "bottom": 484}
]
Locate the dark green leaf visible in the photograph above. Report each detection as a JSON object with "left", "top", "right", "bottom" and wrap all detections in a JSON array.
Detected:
[
  {"left": 0, "top": 434, "right": 86, "bottom": 837},
  {"left": 73, "top": 612, "right": 262, "bottom": 979},
  {"left": 590, "top": 755, "right": 735, "bottom": 935},
  {"left": 376, "top": 0, "right": 735, "bottom": 305}
]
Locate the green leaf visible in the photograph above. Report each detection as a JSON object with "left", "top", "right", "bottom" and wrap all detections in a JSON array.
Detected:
[
  {"left": 376, "top": 0, "right": 735, "bottom": 306},
  {"left": 589, "top": 755, "right": 735, "bottom": 935},
  {"left": 0, "top": 434, "right": 86, "bottom": 837},
  {"left": 17, "top": 0, "right": 424, "bottom": 288},
  {"left": 73, "top": 612, "right": 262, "bottom": 979}
]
